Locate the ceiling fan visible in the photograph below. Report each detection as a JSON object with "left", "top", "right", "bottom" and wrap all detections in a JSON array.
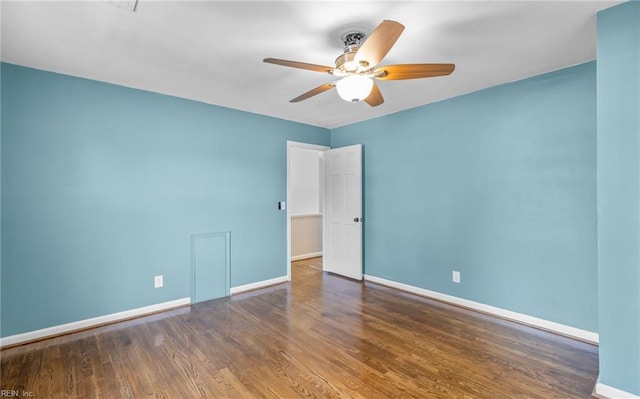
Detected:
[{"left": 264, "top": 20, "right": 455, "bottom": 107}]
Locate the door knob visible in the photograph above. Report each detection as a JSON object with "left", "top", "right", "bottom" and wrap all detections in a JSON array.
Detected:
[{"left": 354, "top": 217, "right": 361, "bottom": 222}]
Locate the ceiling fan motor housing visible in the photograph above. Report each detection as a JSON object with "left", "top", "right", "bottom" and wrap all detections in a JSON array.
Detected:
[{"left": 335, "top": 31, "right": 370, "bottom": 73}]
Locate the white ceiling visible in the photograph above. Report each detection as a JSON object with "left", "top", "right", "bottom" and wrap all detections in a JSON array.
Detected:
[{"left": 1, "top": 1, "right": 624, "bottom": 129}]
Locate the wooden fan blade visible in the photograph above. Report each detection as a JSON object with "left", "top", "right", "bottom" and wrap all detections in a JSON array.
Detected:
[
  {"left": 290, "top": 83, "right": 335, "bottom": 103},
  {"left": 373, "top": 64, "right": 455, "bottom": 80},
  {"left": 364, "top": 83, "right": 384, "bottom": 107},
  {"left": 355, "top": 20, "right": 405, "bottom": 68},
  {"left": 263, "top": 58, "right": 333, "bottom": 74}
]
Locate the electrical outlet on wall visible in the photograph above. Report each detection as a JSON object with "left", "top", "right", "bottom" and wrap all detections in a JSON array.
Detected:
[
  {"left": 154, "top": 275, "right": 164, "bottom": 288},
  {"left": 452, "top": 271, "right": 461, "bottom": 283}
]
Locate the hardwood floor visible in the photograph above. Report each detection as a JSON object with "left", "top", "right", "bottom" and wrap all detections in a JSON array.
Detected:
[{"left": 1, "top": 257, "right": 598, "bottom": 398}]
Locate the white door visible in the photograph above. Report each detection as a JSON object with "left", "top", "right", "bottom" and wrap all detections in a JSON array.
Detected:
[{"left": 323, "top": 144, "right": 363, "bottom": 280}]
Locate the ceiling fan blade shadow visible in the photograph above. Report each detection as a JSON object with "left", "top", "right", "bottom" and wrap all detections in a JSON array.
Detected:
[
  {"left": 263, "top": 58, "right": 334, "bottom": 74},
  {"left": 374, "top": 64, "right": 455, "bottom": 80},
  {"left": 355, "top": 20, "right": 404, "bottom": 68},
  {"left": 364, "top": 83, "right": 384, "bottom": 107},
  {"left": 290, "top": 83, "right": 335, "bottom": 103}
]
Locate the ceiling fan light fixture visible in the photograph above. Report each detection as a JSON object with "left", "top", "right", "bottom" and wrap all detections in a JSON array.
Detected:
[
  {"left": 264, "top": 20, "right": 454, "bottom": 108},
  {"left": 336, "top": 75, "right": 373, "bottom": 103}
]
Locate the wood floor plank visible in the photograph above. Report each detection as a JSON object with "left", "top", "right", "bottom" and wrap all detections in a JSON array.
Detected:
[{"left": 1, "top": 257, "right": 598, "bottom": 398}]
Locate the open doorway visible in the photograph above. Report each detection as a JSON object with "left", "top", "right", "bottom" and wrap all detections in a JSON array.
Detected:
[{"left": 286, "top": 141, "right": 329, "bottom": 281}]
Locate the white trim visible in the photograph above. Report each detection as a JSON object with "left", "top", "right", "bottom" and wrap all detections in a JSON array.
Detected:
[
  {"left": 364, "top": 274, "right": 599, "bottom": 344},
  {"left": 230, "top": 276, "right": 288, "bottom": 295},
  {"left": 291, "top": 252, "right": 323, "bottom": 261},
  {"left": 0, "top": 297, "right": 191, "bottom": 348},
  {"left": 594, "top": 381, "right": 640, "bottom": 399},
  {"left": 291, "top": 213, "right": 323, "bottom": 219}
]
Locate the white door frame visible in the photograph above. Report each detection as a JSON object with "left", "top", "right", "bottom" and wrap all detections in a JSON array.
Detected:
[{"left": 286, "top": 141, "right": 330, "bottom": 281}]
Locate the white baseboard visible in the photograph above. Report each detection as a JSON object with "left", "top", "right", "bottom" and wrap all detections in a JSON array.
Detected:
[
  {"left": 291, "top": 252, "right": 323, "bottom": 261},
  {"left": 0, "top": 297, "right": 191, "bottom": 348},
  {"left": 364, "top": 274, "right": 599, "bottom": 345},
  {"left": 230, "top": 276, "right": 288, "bottom": 295},
  {"left": 594, "top": 381, "right": 640, "bottom": 398}
]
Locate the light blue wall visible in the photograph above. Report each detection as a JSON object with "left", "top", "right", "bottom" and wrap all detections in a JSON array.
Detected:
[
  {"left": 0, "top": 63, "right": 329, "bottom": 337},
  {"left": 597, "top": 2, "right": 640, "bottom": 395},
  {"left": 332, "top": 62, "right": 598, "bottom": 332}
]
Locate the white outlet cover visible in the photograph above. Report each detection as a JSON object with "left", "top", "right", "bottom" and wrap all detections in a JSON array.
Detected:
[
  {"left": 452, "top": 271, "right": 461, "bottom": 283},
  {"left": 154, "top": 275, "right": 163, "bottom": 288}
]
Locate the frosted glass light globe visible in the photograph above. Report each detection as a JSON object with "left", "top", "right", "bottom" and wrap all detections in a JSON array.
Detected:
[{"left": 336, "top": 75, "right": 374, "bottom": 103}]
